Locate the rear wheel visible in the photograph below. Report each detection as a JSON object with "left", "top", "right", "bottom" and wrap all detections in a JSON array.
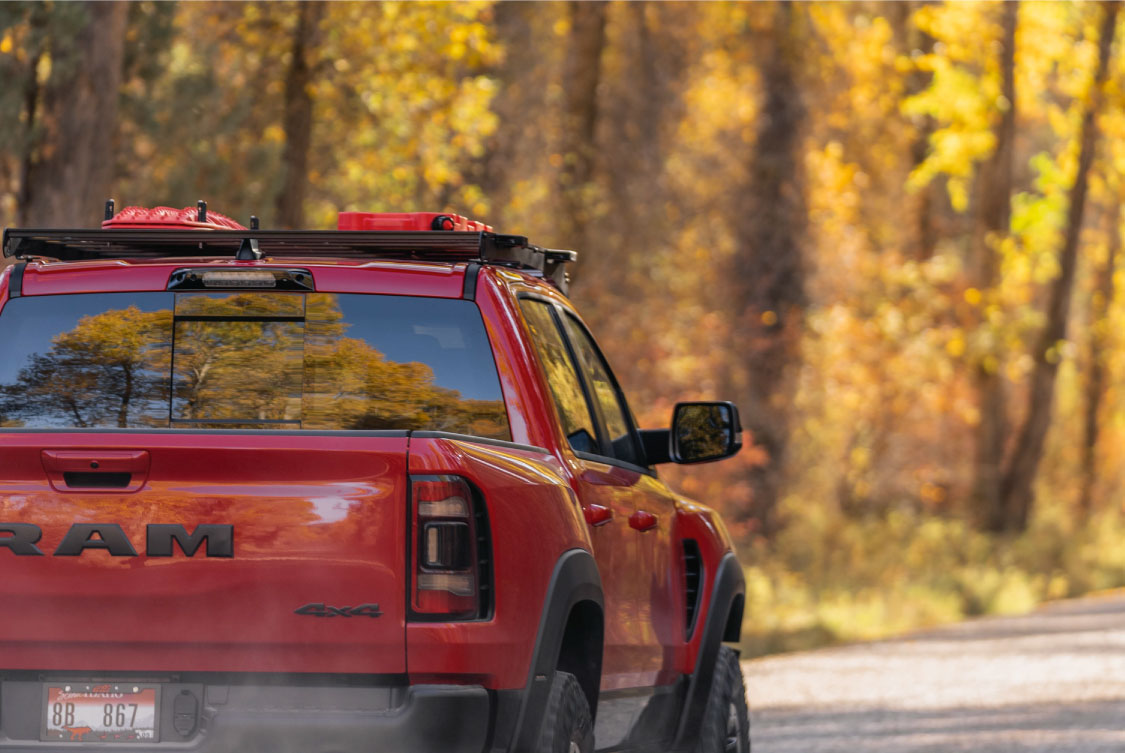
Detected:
[
  {"left": 696, "top": 646, "right": 750, "bottom": 753},
  {"left": 536, "top": 671, "right": 594, "bottom": 753}
]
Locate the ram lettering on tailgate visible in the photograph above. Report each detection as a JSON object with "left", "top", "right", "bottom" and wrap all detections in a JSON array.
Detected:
[{"left": 0, "top": 524, "right": 232, "bottom": 557}]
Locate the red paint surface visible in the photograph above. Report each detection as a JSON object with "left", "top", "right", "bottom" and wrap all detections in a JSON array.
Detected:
[
  {"left": 0, "top": 245, "right": 736, "bottom": 695},
  {"left": 102, "top": 205, "right": 246, "bottom": 230},
  {"left": 406, "top": 436, "right": 584, "bottom": 688},
  {"left": 337, "top": 211, "right": 492, "bottom": 233},
  {"left": 486, "top": 273, "right": 727, "bottom": 690},
  {"left": 12, "top": 259, "right": 466, "bottom": 299},
  {"left": 0, "top": 433, "right": 409, "bottom": 674}
]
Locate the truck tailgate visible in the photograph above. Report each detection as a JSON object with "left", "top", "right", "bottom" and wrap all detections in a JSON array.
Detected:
[{"left": 0, "top": 432, "right": 407, "bottom": 674}]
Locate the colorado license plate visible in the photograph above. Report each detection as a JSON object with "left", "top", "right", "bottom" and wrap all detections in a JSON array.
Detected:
[{"left": 43, "top": 684, "right": 159, "bottom": 743}]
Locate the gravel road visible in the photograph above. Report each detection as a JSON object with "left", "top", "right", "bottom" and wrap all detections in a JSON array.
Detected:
[{"left": 745, "top": 593, "right": 1125, "bottom": 752}]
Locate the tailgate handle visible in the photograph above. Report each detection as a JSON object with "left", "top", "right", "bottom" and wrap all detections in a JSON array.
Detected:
[
  {"left": 62, "top": 472, "right": 132, "bottom": 489},
  {"left": 42, "top": 450, "right": 150, "bottom": 492}
]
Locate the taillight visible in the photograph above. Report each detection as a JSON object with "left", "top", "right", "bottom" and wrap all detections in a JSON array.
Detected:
[{"left": 410, "top": 475, "right": 491, "bottom": 620}]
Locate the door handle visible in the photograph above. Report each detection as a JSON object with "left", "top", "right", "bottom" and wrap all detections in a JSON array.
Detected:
[
  {"left": 628, "top": 510, "right": 658, "bottom": 532},
  {"left": 583, "top": 504, "right": 613, "bottom": 527}
]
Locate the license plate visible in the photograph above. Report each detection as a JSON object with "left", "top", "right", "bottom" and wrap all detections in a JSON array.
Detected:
[{"left": 42, "top": 684, "right": 159, "bottom": 743}]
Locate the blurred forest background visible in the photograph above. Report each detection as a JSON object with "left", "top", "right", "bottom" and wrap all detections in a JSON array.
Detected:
[{"left": 4, "top": 0, "right": 1125, "bottom": 655}]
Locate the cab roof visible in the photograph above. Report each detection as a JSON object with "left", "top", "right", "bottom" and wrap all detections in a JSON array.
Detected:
[{"left": 4, "top": 258, "right": 475, "bottom": 299}]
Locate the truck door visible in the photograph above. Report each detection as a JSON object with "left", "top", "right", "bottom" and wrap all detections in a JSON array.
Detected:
[
  {"left": 517, "top": 299, "right": 681, "bottom": 747},
  {"left": 556, "top": 311, "right": 684, "bottom": 749}
]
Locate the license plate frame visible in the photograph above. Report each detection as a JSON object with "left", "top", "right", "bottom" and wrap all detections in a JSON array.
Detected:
[{"left": 41, "top": 683, "right": 160, "bottom": 743}]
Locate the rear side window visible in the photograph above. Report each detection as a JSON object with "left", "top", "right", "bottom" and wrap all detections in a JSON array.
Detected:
[
  {"left": 560, "top": 314, "right": 644, "bottom": 467},
  {"left": 0, "top": 292, "right": 509, "bottom": 438},
  {"left": 518, "top": 299, "right": 599, "bottom": 454}
]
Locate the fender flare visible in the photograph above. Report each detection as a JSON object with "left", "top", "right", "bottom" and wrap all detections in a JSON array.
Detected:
[
  {"left": 505, "top": 548, "right": 603, "bottom": 753},
  {"left": 673, "top": 551, "right": 745, "bottom": 749}
]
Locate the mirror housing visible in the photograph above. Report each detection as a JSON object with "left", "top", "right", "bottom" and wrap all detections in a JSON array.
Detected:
[{"left": 640, "top": 401, "right": 743, "bottom": 465}]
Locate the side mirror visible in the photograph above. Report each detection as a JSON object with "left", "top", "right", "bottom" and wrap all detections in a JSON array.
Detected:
[{"left": 671, "top": 401, "right": 742, "bottom": 464}]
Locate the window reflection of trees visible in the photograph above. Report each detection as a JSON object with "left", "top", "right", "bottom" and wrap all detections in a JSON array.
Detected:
[
  {"left": 171, "top": 293, "right": 306, "bottom": 426},
  {"left": 0, "top": 305, "right": 172, "bottom": 428},
  {"left": 0, "top": 294, "right": 509, "bottom": 438},
  {"left": 518, "top": 301, "right": 599, "bottom": 454}
]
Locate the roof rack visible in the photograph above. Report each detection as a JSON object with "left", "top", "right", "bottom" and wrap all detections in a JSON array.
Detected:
[{"left": 2, "top": 228, "right": 578, "bottom": 294}]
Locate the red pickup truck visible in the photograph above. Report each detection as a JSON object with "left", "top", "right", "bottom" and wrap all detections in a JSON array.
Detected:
[{"left": 0, "top": 205, "right": 748, "bottom": 753}]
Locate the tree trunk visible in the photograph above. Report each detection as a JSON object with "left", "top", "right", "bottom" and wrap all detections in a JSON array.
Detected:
[
  {"left": 906, "top": 15, "right": 937, "bottom": 260},
  {"left": 730, "top": 2, "right": 808, "bottom": 536},
  {"left": 1000, "top": 0, "right": 1119, "bottom": 532},
  {"left": 588, "top": 2, "right": 687, "bottom": 298},
  {"left": 20, "top": 2, "right": 128, "bottom": 227},
  {"left": 889, "top": 1, "right": 938, "bottom": 261},
  {"left": 16, "top": 6, "right": 48, "bottom": 217},
  {"left": 971, "top": 1, "right": 1019, "bottom": 532},
  {"left": 601, "top": 1, "right": 660, "bottom": 247},
  {"left": 558, "top": 0, "right": 608, "bottom": 255},
  {"left": 478, "top": 1, "right": 541, "bottom": 224},
  {"left": 1078, "top": 201, "right": 1120, "bottom": 516},
  {"left": 274, "top": 1, "right": 323, "bottom": 230}
]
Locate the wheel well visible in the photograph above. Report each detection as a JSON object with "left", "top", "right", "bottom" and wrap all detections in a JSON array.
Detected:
[
  {"left": 555, "top": 599, "right": 603, "bottom": 718},
  {"left": 722, "top": 593, "right": 744, "bottom": 642}
]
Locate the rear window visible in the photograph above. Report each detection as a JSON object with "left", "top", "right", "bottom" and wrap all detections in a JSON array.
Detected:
[{"left": 0, "top": 291, "right": 510, "bottom": 439}]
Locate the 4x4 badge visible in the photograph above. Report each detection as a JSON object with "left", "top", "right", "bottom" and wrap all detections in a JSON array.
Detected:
[{"left": 294, "top": 603, "right": 383, "bottom": 618}]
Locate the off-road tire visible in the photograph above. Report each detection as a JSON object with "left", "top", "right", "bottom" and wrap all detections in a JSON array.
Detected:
[
  {"left": 696, "top": 646, "right": 750, "bottom": 753},
  {"left": 536, "top": 670, "right": 594, "bottom": 753}
]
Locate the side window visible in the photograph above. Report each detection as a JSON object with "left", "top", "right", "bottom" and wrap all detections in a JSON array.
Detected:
[
  {"left": 560, "top": 314, "right": 644, "bottom": 467},
  {"left": 518, "top": 300, "right": 599, "bottom": 454}
]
